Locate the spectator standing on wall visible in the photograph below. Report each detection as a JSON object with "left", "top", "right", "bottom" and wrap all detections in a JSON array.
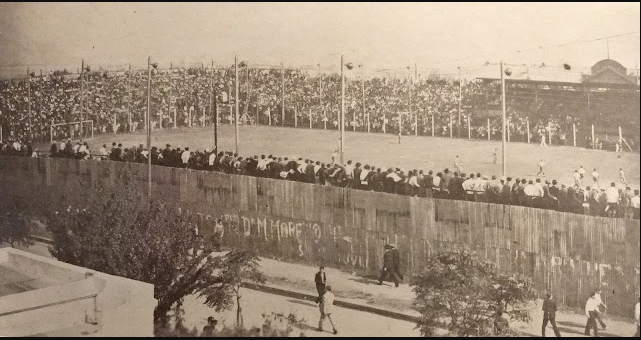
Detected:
[
  {"left": 181, "top": 147, "right": 191, "bottom": 168},
  {"left": 605, "top": 183, "right": 619, "bottom": 217}
]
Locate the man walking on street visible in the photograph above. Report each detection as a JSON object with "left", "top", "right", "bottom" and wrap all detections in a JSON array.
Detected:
[
  {"left": 318, "top": 286, "right": 338, "bottom": 335},
  {"left": 585, "top": 292, "right": 599, "bottom": 337},
  {"left": 378, "top": 244, "right": 400, "bottom": 287},
  {"left": 542, "top": 293, "right": 562, "bottom": 337},
  {"left": 390, "top": 244, "right": 403, "bottom": 284},
  {"left": 315, "top": 266, "right": 327, "bottom": 304},
  {"left": 593, "top": 288, "right": 608, "bottom": 330}
]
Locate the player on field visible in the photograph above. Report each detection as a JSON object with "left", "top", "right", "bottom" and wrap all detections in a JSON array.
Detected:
[
  {"left": 573, "top": 170, "right": 582, "bottom": 190},
  {"left": 619, "top": 168, "right": 627, "bottom": 186},
  {"left": 493, "top": 149, "right": 498, "bottom": 165},
  {"left": 537, "top": 159, "right": 545, "bottom": 177},
  {"left": 454, "top": 156, "right": 463, "bottom": 174},
  {"left": 578, "top": 166, "right": 586, "bottom": 181},
  {"left": 591, "top": 168, "right": 599, "bottom": 186}
]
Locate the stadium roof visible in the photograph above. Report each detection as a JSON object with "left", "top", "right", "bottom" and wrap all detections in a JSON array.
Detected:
[{"left": 475, "top": 59, "right": 640, "bottom": 89}]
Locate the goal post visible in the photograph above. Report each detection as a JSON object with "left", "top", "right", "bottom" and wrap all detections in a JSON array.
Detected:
[{"left": 50, "top": 120, "right": 94, "bottom": 143}]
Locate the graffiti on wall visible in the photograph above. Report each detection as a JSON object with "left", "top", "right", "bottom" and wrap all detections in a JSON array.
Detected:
[{"left": 178, "top": 208, "right": 367, "bottom": 268}]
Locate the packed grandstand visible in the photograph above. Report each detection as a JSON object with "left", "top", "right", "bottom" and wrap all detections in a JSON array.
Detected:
[{"left": 0, "top": 61, "right": 639, "bottom": 152}]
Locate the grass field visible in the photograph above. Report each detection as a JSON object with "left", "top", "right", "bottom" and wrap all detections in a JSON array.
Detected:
[{"left": 45, "top": 124, "right": 640, "bottom": 189}]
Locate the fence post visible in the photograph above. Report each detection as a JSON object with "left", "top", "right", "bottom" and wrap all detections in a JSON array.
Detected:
[
  {"left": 294, "top": 107, "right": 298, "bottom": 128},
  {"left": 414, "top": 114, "right": 418, "bottom": 136},
  {"left": 467, "top": 115, "right": 471, "bottom": 139},
  {"left": 431, "top": 115, "right": 435, "bottom": 137},
  {"left": 383, "top": 113, "right": 386, "bottom": 134},
  {"left": 573, "top": 123, "right": 576, "bottom": 147},
  {"left": 367, "top": 112, "right": 370, "bottom": 133},
  {"left": 619, "top": 126, "right": 622, "bottom": 145},
  {"left": 507, "top": 118, "right": 510, "bottom": 142},
  {"left": 526, "top": 118, "right": 530, "bottom": 144},
  {"left": 309, "top": 109, "right": 312, "bottom": 129},
  {"left": 487, "top": 118, "right": 490, "bottom": 141},
  {"left": 449, "top": 115, "right": 453, "bottom": 138},
  {"left": 591, "top": 124, "right": 595, "bottom": 148},
  {"left": 548, "top": 123, "right": 552, "bottom": 146}
]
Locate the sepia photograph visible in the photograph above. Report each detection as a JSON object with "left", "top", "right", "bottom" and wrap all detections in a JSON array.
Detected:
[{"left": 0, "top": 2, "right": 639, "bottom": 337}]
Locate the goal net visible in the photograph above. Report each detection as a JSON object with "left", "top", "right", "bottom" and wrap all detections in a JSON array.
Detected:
[{"left": 50, "top": 120, "right": 94, "bottom": 143}]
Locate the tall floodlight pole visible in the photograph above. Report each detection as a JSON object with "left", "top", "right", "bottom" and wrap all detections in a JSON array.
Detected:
[
  {"left": 79, "top": 59, "right": 85, "bottom": 141},
  {"left": 408, "top": 65, "right": 412, "bottom": 136},
  {"left": 361, "top": 64, "right": 367, "bottom": 133},
  {"left": 281, "top": 62, "right": 285, "bottom": 127},
  {"left": 127, "top": 65, "right": 132, "bottom": 132},
  {"left": 209, "top": 60, "right": 213, "bottom": 127},
  {"left": 458, "top": 66, "right": 462, "bottom": 138},
  {"left": 146, "top": 56, "right": 153, "bottom": 197},
  {"left": 318, "top": 64, "right": 323, "bottom": 121},
  {"left": 27, "top": 68, "right": 33, "bottom": 141},
  {"left": 500, "top": 60, "right": 507, "bottom": 176},
  {"left": 340, "top": 55, "right": 345, "bottom": 164},
  {"left": 234, "top": 56, "right": 240, "bottom": 154}
]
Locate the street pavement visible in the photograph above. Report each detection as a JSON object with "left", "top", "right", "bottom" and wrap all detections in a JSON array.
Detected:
[
  {"left": 9, "top": 242, "right": 638, "bottom": 337},
  {"left": 180, "top": 289, "right": 421, "bottom": 337}
]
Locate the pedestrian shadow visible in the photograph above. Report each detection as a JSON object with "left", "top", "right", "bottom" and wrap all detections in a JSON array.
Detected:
[
  {"left": 557, "top": 326, "right": 589, "bottom": 337},
  {"left": 347, "top": 277, "right": 380, "bottom": 286},
  {"left": 294, "top": 323, "right": 319, "bottom": 333},
  {"left": 286, "top": 299, "right": 318, "bottom": 308},
  {"left": 557, "top": 320, "right": 585, "bottom": 328}
]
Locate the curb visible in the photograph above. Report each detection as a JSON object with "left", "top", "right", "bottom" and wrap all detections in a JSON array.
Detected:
[
  {"left": 242, "top": 282, "right": 420, "bottom": 323},
  {"left": 29, "top": 236, "right": 419, "bottom": 324}
]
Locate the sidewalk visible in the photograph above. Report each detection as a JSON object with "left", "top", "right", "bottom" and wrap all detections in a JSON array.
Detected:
[
  {"left": 244, "top": 255, "right": 638, "bottom": 337},
  {"left": 13, "top": 241, "right": 639, "bottom": 337}
]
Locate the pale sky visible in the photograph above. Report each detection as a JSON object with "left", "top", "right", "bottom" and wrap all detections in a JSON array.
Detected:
[{"left": 0, "top": 2, "right": 639, "bottom": 76}]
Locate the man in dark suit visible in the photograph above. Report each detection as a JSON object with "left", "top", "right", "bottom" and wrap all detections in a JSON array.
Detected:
[
  {"left": 315, "top": 266, "right": 327, "bottom": 304},
  {"left": 378, "top": 245, "right": 400, "bottom": 287},
  {"left": 390, "top": 244, "right": 403, "bottom": 283},
  {"left": 542, "top": 293, "right": 562, "bottom": 337}
]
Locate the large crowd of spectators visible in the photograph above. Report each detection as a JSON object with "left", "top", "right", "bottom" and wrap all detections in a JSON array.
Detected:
[
  {"left": 0, "top": 66, "right": 639, "bottom": 152},
  {"left": 1, "top": 139, "right": 638, "bottom": 220}
]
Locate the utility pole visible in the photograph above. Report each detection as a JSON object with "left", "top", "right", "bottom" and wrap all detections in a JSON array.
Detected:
[
  {"left": 458, "top": 66, "right": 462, "bottom": 138},
  {"left": 281, "top": 62, "right": 285, "bottom": 127},
  {"left": 27, "top": 68, "right": 33, "bottom": 141},
  {"left": 500, "top": 60, "right": 507, "bottom": 177},
  {"left": 235, "top": 56, "right": 240, "bottom": 153},
  {"left": 340, "top": 55, "right": 345, "bottom": 164},
  {"left": 79, "top": 59, "right": 85, "bottom": 141},
  {"left": 146, "top": 56, "right": 153, "bottom": 198}
]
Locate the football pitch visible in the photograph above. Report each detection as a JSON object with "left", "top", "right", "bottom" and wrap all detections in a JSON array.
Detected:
[{"left": 56, "top": 124, "right": 640, "bottom": 189}]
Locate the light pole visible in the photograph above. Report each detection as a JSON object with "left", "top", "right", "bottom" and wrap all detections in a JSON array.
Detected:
[
  {"left": 79, "top": 60, "right": 90, "bottom": 141},
  {"left": 340, "top": 56, "right": 353, "bottom": 165},
  {"left": 26, "top": 68, "right": 35, "bottom": 141},
  {"left": 147, "top": 57, "right": 158, "bottom": 198},
  {"left": 500, "top": 61, "right": 507, "bottom": 177},
  {"left": 318, "top": 64, "right": 322, "bottom": 127},
  {"left": 234, "top": 57, "right": 246, "bottom": 154}
]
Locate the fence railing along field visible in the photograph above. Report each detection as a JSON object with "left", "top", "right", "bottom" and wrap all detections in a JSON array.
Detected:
[{"left": 0, "top": 156, "right": 638, "bottom": 317}]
